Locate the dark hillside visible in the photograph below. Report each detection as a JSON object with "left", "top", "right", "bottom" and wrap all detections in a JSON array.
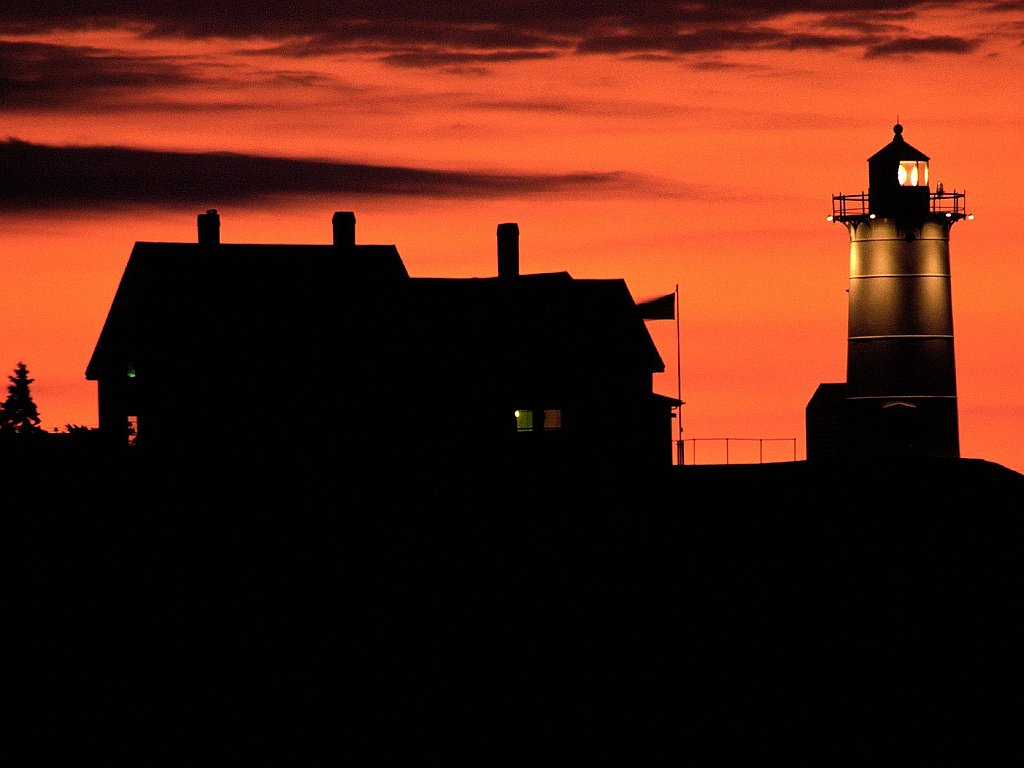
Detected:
[{"left": 5, "top": 453, "right": 1024, "bottom": 762}]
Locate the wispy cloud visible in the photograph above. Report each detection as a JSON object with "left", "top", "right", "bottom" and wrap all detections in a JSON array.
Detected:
[
  {"left": 0, "top": 2, "right": 1004, "bottom": 70},
  {"left": 0, "top": 38, "right": 373, "bottom": 112},
  {"left": 380, "top": 49, "right": 559, "bottom": 69},
  {"left": 0, "top": 40, "right": 196, "bottom": 109},
  {"left": 865, "top": 35, "right": 983, "bottom": 57},
  {"left": 0, "top": 138, "right": 651, "bottom": 210}
]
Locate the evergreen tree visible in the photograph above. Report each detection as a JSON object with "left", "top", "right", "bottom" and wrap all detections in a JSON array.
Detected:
[{"left": 0, "top": 362, "right": 42, "bottom": 436}]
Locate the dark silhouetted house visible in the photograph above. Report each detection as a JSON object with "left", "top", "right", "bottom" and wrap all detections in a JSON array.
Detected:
[{"left": 86, "top": 211, "right": 679, "bottom": 476}]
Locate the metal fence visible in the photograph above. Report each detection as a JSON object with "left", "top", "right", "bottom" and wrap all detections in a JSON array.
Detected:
[{"left": 676, "top": 437, "right": 798, "bottom": 466}]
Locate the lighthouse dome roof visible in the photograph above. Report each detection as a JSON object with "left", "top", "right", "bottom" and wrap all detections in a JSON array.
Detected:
[{"left": 868, "top": 122, "right": 930, "bottom": 163}]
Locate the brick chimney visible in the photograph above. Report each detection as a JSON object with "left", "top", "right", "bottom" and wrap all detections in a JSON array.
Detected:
[
  {"left": 333, "top": 211, "right": 356, "bottom": 248},
  {"left": 497, "top": 222, "right": 519, "bottom": 279},
  {"left": 197, "top": 209, "right": 220, "bottom": 246}
]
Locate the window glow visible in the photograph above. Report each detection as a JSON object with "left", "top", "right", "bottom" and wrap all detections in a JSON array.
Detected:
[
  {"left": 516, "top": 408, "right": 562, "bottom": 431},
  {"left": 516, "top": 409, "right": 534, "bottom": 431},
  {"left": 898, "top": 160, "right": 928, "bottom": 187},
  {"left": 542, "top": 409, "right": 562, "bottom": 430}
]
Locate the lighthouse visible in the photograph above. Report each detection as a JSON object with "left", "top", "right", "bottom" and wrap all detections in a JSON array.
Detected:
[{"left": 807, "top": 123, "right": 971, "bottom": 460}]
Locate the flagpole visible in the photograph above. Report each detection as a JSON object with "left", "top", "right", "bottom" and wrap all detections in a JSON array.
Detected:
[{"left": 675, "top": 283, "right": 682, "bottom": 443}]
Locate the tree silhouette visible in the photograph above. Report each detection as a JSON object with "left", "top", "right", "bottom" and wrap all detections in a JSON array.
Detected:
[{"left": 0, "top": 362, "right": 42, "bottom": 437}]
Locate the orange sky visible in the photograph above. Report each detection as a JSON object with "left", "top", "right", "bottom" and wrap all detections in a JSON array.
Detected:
[{"left": 3, "top": 2, "right": 1023, "bottom": 472}]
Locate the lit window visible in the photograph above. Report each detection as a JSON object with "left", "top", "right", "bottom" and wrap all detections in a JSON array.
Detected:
[
  {"left": 127, "top": 415, "right": 138, "bottom": 447},
  {"left": 515, "top": 409, "right": 534, "bottom": 432},
  {"left": 516, "top": 408, "right": 562, "bottom": 431},
  {"left": 542, "top": 409, "right": 562, "bottom": 430}
]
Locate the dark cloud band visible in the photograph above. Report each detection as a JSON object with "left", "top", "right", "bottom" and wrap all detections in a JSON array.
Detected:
[
  {"left": 0, "top": 2, "right": 998, "bottom": 67},
  {"left": 0, "top": 138, "right": 634, "bottom": 210}
]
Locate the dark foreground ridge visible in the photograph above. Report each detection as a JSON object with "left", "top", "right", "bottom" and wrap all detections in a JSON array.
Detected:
[{"left": 6, "top": 454, "right": 1024, "bottom": 763}]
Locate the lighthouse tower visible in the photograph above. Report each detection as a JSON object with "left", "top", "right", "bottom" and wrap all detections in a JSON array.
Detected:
[{"left": 807, "top": 123, "right": 971, "bottom": 460}]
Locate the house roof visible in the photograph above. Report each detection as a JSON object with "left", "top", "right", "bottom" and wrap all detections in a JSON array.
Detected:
[
  {"left": 86, "top": 230, "right": 667, "bottom": 386},
  {"left": 399, "top": 273, "right": 665, "bottom": 378},
  {"left": 86, "top": 240, "right": 407, "bottom": 380}
]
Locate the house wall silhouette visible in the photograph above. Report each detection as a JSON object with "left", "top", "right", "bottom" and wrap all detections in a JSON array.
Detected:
[{"left": 86, "top": 211, "right": 679, "bottom": 475}]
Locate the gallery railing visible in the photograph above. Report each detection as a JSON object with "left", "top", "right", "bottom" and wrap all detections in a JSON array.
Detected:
[{"left": 830, "top": 190, "right": 968, "bottom": 219}]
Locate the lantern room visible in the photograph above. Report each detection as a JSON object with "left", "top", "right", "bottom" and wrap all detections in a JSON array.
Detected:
[{"left": 867, "top": 123, "right": 931, "bottom": 219}]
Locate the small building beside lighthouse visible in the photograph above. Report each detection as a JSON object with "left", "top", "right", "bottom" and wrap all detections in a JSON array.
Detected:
[{"left": 807, "top": 123, "right": 971, "bottom": 460}]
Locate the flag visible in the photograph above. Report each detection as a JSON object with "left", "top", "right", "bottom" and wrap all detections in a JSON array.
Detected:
[{"left": 637, "top": 291, "right": 675, "bottom": 320}]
